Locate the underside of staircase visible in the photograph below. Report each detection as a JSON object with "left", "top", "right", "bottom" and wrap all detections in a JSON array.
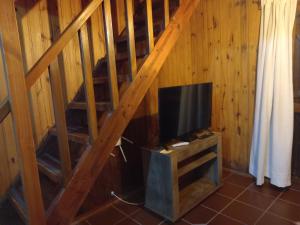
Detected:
[{"left": 0, "top": 0, "right": 200, "bottom": 225}]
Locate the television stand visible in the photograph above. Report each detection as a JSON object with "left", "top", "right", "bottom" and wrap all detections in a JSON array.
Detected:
[{"left": 142, "top": 132, "right": 222, "bottom": 222}]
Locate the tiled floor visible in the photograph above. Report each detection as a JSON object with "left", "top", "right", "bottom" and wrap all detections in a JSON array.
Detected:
[{"left": 78, "top": 170, "right": 300, "bottom": 225}]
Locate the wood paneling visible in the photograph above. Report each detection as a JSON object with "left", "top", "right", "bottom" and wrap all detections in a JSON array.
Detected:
[
  {"left": 157, "top": 0, "right": 260, "bottom": 171},
  {"left": 16, "top": 0, "right": 54, "bottom": 145},
  {"left": 111, "top": 0, "right": 126, "bottom": 37},
  {"left": 55, "top": 0, "right": 84, "bottom": 102}
]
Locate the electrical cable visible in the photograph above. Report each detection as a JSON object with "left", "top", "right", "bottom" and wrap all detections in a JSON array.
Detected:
[{"left": 110, "top": 191, "right": 144, "bottom": 206}]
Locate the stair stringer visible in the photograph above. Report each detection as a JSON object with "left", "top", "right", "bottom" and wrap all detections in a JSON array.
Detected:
[{"left": 46, "top": 1, "right": 200, "bottom": 224}]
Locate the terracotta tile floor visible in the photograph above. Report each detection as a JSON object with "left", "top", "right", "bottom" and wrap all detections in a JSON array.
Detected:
[{"left": 78, "top": 170, "right": 300, "bottom": 225}]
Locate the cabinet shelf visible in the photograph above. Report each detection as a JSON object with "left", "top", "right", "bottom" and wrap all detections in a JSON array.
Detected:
[
  {"left": 178, "top": 152, "right": 217, "bottom": 177},
  {"left": 179, "top": 178, "right": 218, "bottom": 215}
]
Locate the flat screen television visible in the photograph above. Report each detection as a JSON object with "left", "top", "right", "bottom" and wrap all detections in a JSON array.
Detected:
[{"left": 158, "top": 83, "right": 212, "bottom": 144}]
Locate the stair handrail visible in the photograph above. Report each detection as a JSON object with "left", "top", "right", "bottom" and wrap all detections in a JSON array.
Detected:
[{"left": 46, "top": 1, "right": 200, "bottom": 225}]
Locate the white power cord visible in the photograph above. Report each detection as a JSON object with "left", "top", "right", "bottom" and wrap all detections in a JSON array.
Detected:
[
  {"left": 110, "top": 136, "right": 134, "bottom": 161},
  {"left": 119, "top": 145, "right": 127, "bottom": 163},
  {"left": 111, "top": 191, "right": 144, "bottom": 206},
  {"left": 122, "top": 136, "right": 134, "bottom": 144}
]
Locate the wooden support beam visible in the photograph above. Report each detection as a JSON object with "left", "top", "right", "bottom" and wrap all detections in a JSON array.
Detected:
[
  {"left": 46, "top": 1, "right": 200, "bottom": 224},
  {"left": 78, "top": 25, "right": 98, "bottom": 143},
  {"left": 164, "top": 0, "right": 170, "bottom": 28},
  {"left": 0, "top": 2, "right": 46, "bottom": 225},
  {"left": 103, "top": 0, "right": 119, "bottom": 109},
  {"left": 145, "top": 0, "right": 154, "bottom": 52},
  {"left": 48, "top": 60, "right": 72, "bottom": 185},
  {"left": 125, "top": 0, "right": 137, "bottom": 80}
]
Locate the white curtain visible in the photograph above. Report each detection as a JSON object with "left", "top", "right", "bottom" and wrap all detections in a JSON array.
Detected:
[{"left": 249, "top": 0, "right": 297, "bottom": 187}]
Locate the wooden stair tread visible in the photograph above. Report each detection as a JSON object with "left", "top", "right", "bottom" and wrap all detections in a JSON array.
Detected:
[
  {"left": 9, "top": 187, "right": 27, "bottom": 223},
  {"left": 69, "top": 101, "right": 111, "bottom": 111},
  {"left": 93, "top": 75, "right": 127, "bottom": 85},
  {"left": 117, "top": 22, "right": 162, "bottom": 43},
  {"left": 49, "top": 127, "right": 89, "bottom": 145},
  {"left": 38, "top": 153, "right": 62, "bottom": 183}
]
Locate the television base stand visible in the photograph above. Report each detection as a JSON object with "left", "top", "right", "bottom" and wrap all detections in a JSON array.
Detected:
[{"left": 142, "top": 132, "right": 222, "bottom": 222}]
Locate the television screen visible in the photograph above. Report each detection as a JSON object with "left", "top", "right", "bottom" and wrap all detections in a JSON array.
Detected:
[{"left": 158, "top": 83, "right": 212, "bottom": 143}]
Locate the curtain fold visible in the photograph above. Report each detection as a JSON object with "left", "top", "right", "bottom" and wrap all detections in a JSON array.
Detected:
[{"left": 249, "top": 0, "right": 297, "bottom": 187}]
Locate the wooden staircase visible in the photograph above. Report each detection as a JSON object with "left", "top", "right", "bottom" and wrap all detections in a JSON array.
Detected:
[{"left": 0, "top": 0, "right": 200, "bottom": 225}]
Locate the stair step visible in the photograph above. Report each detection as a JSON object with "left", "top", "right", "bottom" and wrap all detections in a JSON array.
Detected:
[
  {"left": 116, "top": 50, "right": 147, "bottom": 61},
  {"left": 49, "top": 127, "right": 89, "bottom": 145},
  {"left": 92, "top": 49, "right": 147, "bottom": 77},
  {"left": 117, "top": 22, "right": 163, "bottom": 44},
  {"left": 9, "top": 187, "right": 27, "bottom": 223},
  {"left": 38, "top": 153, "right": 62, "bottom": 183},
  {"left": 93, "top": 74, "right": 127, "bottom": 85},
  {"left": 69, "top": 101, "right": 111, "bottom": 111}
]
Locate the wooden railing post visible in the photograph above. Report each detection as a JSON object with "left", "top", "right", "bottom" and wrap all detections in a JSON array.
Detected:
[
  {"left": 0, "top": 2, "right": 46, "bottom": 225},
  {"left": 145, "top": 0, "right": 158, "bottom": 147},
  {"left": 164, "top": 0, "right": 170, "bottom": 28},
  {"left": 145, "top": 0, "right": 154, "bottom": 52},
  {"left": 78, "top": 25, "right": 98, "bottom": 143},
  {"left": 125, "top": 0, "right": 137, "bottom": 80},
  {"left": 103, "top": 0, "right": 119, "bottom": 109},
  {"left": 48, "top": 60, "right": 72, "bottom": 184}
]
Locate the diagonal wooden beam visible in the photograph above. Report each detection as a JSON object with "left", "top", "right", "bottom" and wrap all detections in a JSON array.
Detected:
[{"left": 46, "top": 1, "right": 200, "bottom": 224}]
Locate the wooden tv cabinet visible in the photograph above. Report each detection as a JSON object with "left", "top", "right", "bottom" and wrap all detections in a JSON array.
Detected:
[{"left": 142, "top": 132, "right": 222, "bottom": 222}]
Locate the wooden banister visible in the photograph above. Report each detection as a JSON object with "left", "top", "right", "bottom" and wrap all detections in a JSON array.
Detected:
[
  {"left": 145, "top": 0, "right": 154, "bottom": 52},
  {"left": 46, "top": 1, "right": 200, "bottom": 224},
  {"left": 25, "top": 0, "right": 103, "bottom": 90},
  {"left": 103, "top": 0, "right": 119, "bottom": 110},
  {"left": 0, "top": 98, "right": 10, "bottom": 123},
  {"left": 0, "top": 2, "right": 46, "bottom": 225},
  {"left": 78, "top": 25, "right": 98, "bottom": 143},
  {"left": 125, "top": 0, "right": 137, "bottom": 80},
  {"left": 48, "top": 60, "right": 72, "bottom": 184}
]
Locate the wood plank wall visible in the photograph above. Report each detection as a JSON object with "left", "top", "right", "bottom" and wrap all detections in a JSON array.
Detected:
[
  {"left": 55, "top": 0, "right": 84, "bottom": 102},
  {"left": 16, "top": 0, "right": 54, "bottom": 145},
  {"left": 157, "top": 0, "right": 261, "bottom": 171}
]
